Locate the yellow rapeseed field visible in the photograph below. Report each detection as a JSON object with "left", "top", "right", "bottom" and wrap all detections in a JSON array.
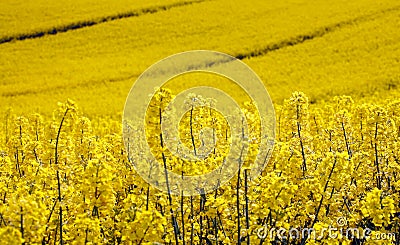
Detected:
[
  {"left": 0, "top": 0, "right": 399, "bottom": 244},
  {"left": 1, "top": 0, "right": 399, "bottom": 116},
  {"left": 0, "top": 0, "right": 190, "bottom": 38}
]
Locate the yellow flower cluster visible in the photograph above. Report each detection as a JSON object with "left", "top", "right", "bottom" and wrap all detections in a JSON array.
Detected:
[{"left": 0, "top": 90, "right": 399, "bottom": 244}]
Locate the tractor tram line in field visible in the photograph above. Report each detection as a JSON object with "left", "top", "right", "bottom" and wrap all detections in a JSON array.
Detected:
[
  {"left": 0, "top": 0, "right": 206, "bottom": 45},
  {"left": 2, "top": 3, "right": 399, "bottom": 102},
  {"left": 235, "top": 4, "right": 400, "bottom": 60}
]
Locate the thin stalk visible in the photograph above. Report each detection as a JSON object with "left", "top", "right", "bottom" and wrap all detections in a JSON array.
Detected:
[
  {"left": 375, "top": 122, "right": 381, "bottom": 189},
  {"left": 244, "top": 169, "right": 250, "bottom": 245},
  {"left": 217, "top": 211, "right": 227, "bottom": 238},
  {"left": 57, "top": 170, "right": 63, "bottom": 245},
  {"left": 20, "top": 207, "right": 24, "bottom": 244},
  {"left": 159, "top": 106, "right": 179, "bottom": 245},
  {"left": 199, "top": 190, "right": 206, "bottom": 245},
  {"left": 146, "top": 185, "right": 150, "bottom": 211},
  {"left": 341, "top": 122, "right": 352, "bottom": 158},
  {"left": 190, "top": 106, "right": 197, "bottom": 156},
  {"left": 181, "top": 173, "right": 185, "bottom": 245},
  {"left": 297, "top": 121, "right": 307, "bottom": 176},
  {"left": 190, "top": 196, "right": 194, "bottom": 245},
  {"left": 300, "top": 157, "right": 337, "bottom": 245},
  {"left": 237, "top": 145, "right": 245, "bottom": 244},
  {"left": 55, "top": 107, "right": 69, "bottom": 245},
  {"left": 55, "top": 108, "right": 69, "bottom": 165}
]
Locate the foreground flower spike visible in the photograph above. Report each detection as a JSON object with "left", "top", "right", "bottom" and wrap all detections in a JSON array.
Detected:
[{"left": 0, "top": 94, "right": 398, "bottom": 243}]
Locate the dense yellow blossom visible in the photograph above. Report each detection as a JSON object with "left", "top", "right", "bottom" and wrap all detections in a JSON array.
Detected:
[{"left": 0, "top": 92, "right": 398, "bottom": 244}]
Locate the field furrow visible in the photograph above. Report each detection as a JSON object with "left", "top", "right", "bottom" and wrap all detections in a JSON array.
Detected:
[
  {"left": 236, "top": 4, "right": 400, "bottom": 59},
  {"left": 0, "top": 0, "right": 206, "bottom": 44},
  {"left": 0, "top": 0, "right": 195, "bottom": 37},
  {"left": 0, "top": 0, "right": 399, "bottom": 117}
]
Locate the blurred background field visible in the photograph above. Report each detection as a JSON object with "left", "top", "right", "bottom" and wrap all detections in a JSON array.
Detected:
[{"left": 1, "top": 0, "right": 399, "bottom": 117}]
